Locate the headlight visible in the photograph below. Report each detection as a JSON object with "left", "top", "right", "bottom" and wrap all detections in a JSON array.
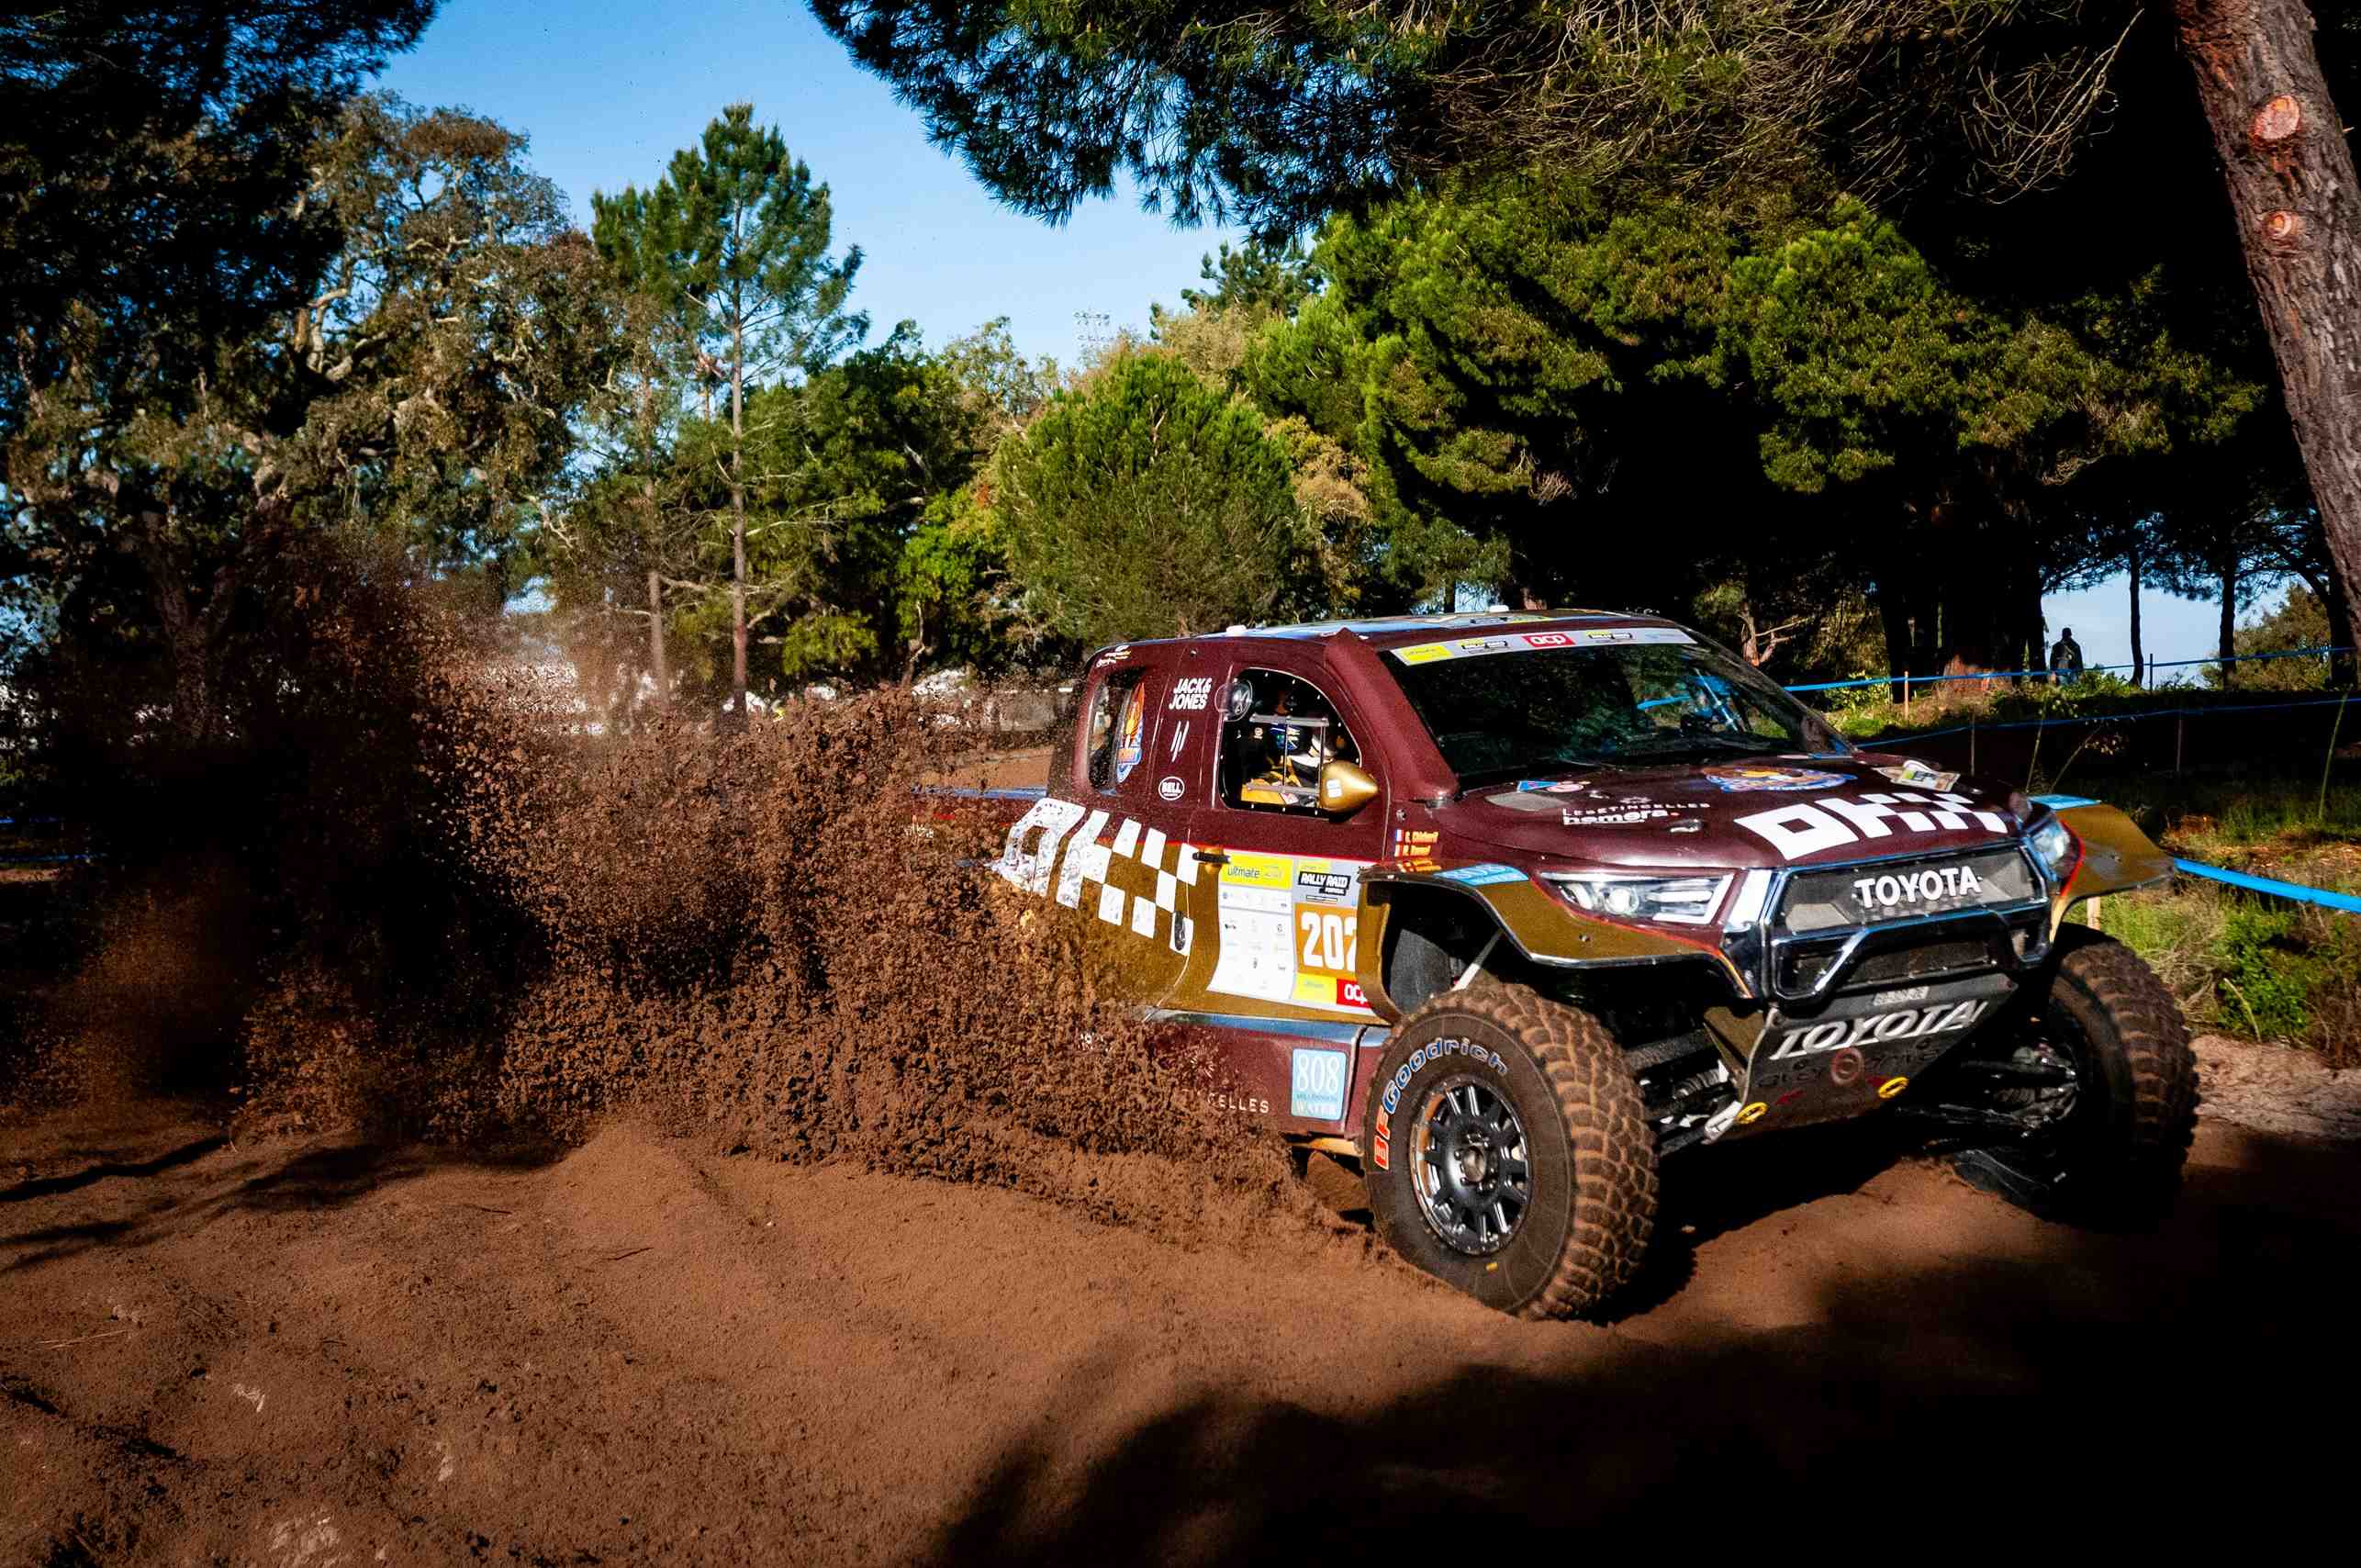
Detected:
[
  {"left": 1543, "top": 871, "right": 1731, "bottom": 925},
  {"left": 2028, "top": 812, "right": 2077, "bottom": 881}
]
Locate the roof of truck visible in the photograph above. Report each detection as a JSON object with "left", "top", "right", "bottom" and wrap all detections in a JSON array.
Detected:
[{"left": 1083, "top": 610, "right": 1687, "bottom": 666}]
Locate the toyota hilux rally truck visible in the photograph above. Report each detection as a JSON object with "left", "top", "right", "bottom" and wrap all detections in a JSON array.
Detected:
[{"left": 991, "top": 610, "right": 2196, "bottom": 1319}]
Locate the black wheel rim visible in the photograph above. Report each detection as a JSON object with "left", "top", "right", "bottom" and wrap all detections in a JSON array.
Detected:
[
  {"left": 1964, "top": 998, "right": 2101, "bottom": 1193},
  {"left": 1411, "top": 1074, "right": 1531, "bottom": 1255}
]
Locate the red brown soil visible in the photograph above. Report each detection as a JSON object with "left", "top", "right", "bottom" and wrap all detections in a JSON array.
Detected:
[{"left": 6, "top": 1101, "right": 2354, "bottom": 1564}]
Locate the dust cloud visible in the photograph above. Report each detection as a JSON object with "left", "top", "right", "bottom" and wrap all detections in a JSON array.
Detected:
[{"left": 7, "top": 544, "right": 1303, "bottom": 1245}]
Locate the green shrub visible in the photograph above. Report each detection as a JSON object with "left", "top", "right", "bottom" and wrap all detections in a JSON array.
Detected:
[{"left": 2215, "top": 907, "right": 2316, "bottom": 1042}]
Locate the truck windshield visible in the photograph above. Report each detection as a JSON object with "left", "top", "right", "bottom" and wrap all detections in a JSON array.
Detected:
[{"left": 1383, "top": 632, "right": 1846, "bottom": 787}]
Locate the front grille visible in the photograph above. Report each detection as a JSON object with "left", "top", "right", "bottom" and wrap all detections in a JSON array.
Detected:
[
  {"left": 1777, "top": 846, "right": 2039, "bottom": 934},
  {"left": 1779, "top": 937, "right": 1996, "bottom": 996}
]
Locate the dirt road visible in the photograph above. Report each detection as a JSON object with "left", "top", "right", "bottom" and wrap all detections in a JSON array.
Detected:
[{"left": 6, "top": 1095, "right": 2355, "bottom": 1565}]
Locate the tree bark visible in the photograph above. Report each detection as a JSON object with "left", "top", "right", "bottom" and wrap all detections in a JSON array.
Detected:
[
  {"left": 645, "top": 566, "right": 670, "bottom": 710},
  {"left": 2176, "top": 0, "right": 2361, "bottom": 656},
  {"left": 2128, "top": 536, "right": 2145, "bottom": 687},
  {"left": 729, "top": 288, "right": 749, "bottom": 725}
]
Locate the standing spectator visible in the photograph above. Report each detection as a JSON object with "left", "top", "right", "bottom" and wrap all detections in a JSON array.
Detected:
[{"left": 2048, "top": 626, "right": 2085, "bottom": 683}]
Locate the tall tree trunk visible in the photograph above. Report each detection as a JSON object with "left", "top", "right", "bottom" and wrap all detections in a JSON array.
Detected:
[
  {"left": 135, "top": 516, "right": 226, "bottom": 748},
  {"left": 729, "top": 297, "right": 749, "bottom": 724},
  {"left": 155, "top": 588, "right": 216, "bottom": 748},
  {"left": 1874, "top": 572, "right": 1916, "bottom": 701},
  {"left": 636, "top": 382, "right": 670, "bottom": 712},
  {"left": 645, "top": 566, "right": 670, "bottom": 710},
  {"left": 2219, "top": 550, "right": 2238, "bottom": 687},
  {"left": 2176, "top": 0, "right": 2361, "bottom": 656},
  {"left": 2128, "top": 536, "right": 2145, "bottom": 687}
]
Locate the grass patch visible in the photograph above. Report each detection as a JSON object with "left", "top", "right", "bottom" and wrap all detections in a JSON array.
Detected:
[
  {"left": 2091, "top": 864, "right": 2361, "bottom": 1070},
  {"left": 2050, "top": 768, "right": 2361, "bottom": 1067}
]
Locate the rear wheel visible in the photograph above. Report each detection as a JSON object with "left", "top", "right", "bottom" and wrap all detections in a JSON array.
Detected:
[
  {"left": 1948, "top": 928, "right": 2197, "bottom": 1221},
  {"left": 1361, "top": 984, "right": 1656, "bottom": 1318}
]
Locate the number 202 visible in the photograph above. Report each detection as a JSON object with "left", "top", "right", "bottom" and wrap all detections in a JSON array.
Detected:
[{"left": 1298, "top": 910, "right": 1357, "bottom": 972}]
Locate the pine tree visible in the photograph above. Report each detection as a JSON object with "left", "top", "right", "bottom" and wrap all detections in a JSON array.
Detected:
[{"left": 591, "top": 104, "right": 866, "bottom": 720}]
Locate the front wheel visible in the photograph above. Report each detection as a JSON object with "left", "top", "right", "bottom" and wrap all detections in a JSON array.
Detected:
[
  {"left": 1947, "top": 927, "right": 2198, "bottom": 1221},
  {"left": 1361, "top": 984, "right": 1656, "bottom": 1319}
]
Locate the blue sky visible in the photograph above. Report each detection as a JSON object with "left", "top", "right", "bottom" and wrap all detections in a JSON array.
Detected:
[
  {"left": 378, "top": 0, "right": 2256, "bottom": 667},
  {"left": 376, "top": 0, "right": 1244, "bottom": 371}
]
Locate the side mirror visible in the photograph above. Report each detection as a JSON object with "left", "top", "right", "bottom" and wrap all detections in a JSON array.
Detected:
[{"left": 1318, "top": 759, "right": 1381, "bottom": 817}]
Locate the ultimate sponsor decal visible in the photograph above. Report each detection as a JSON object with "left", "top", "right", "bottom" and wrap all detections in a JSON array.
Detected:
[
  {"left": 1290, "top": 1047, "right": 1349, "bottom": 1120},
  {"left": 1217, "top": 850, "right": 1294, "bottom": 890},
  {"left": 1094, "top": 644, "right": 1131, "bottom": 666},
  {"left": 1734, "top": 790, "right": 2011, "bottom": 861},
  {"left": 1699, "top": 765, "right": 1850, "bottom": 793},
  {"left": 1763, "top": 999, "right": 1989, "bottom": 1060},
  {"left": 1393, "top": 626, "right": 1695, "bottom": 666},
  {"left": 1372, "top": 1036, "right": 1511, "bottom": 1170},
  {"left": 1877, "top": 758, "right": 1960, "bottom": 792},
  {"left": 1169, "top": 676, "right": 1214, "bottom": 711},
  {"left": 1852, "top": 863, "right": 1983, "bottom": 911}
]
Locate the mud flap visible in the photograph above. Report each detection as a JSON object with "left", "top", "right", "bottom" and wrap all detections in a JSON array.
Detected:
[{"left": 1723, "top": 970, "right": 2019, "bottom": 1139}]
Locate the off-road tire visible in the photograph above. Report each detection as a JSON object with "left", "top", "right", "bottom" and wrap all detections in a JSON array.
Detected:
[
  {"left": 1360, "top": 983, "right": 1656, "bottom": 1318},
  {"left": 1954, "top": 926, "right": 2197, "bottom": 1221}
]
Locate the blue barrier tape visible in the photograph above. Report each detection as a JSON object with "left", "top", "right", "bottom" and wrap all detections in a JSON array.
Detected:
[
  {"left": 1877, "top": 693, "right": 2358, "bottom": 746},
  {"left": 2171, "top": 857, "right": 2361, "bottom": 914},
  {"left": 2032, "top": 793, "right": 2358, "bottom": 913},
  {"left": 1784, "top": 644, "right": 2352, "bottom": 695}
]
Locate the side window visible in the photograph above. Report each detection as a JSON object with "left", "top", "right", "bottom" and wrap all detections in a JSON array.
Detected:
[
  {"left": 1217, "top": 669, "right": 1360, "bottom": 813},
  {"left": 1082, "top": 670, "right": 1152, "bottom": 791}
]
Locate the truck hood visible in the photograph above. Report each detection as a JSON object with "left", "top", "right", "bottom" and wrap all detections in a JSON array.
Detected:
[{"left": 1440, "top": 752, "right": 2028, "bottom": 873}]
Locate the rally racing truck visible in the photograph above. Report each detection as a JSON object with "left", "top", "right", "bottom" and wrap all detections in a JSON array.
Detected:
[{"left": 992, "top": 610, "right": 2197, "bottom": 1319}]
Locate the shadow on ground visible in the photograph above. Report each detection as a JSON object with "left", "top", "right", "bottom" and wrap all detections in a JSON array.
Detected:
[
  {"left": 0, "top": 1113, "right": 558, "bottom": 1275},
  {"left": 928, "top": 1125, "right": 2357, "bottom": 1564}
]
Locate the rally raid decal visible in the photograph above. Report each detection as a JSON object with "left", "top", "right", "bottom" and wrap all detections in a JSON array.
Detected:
[{"left": 1735, "top": 791, "right": 2010, "bottom": 861}]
